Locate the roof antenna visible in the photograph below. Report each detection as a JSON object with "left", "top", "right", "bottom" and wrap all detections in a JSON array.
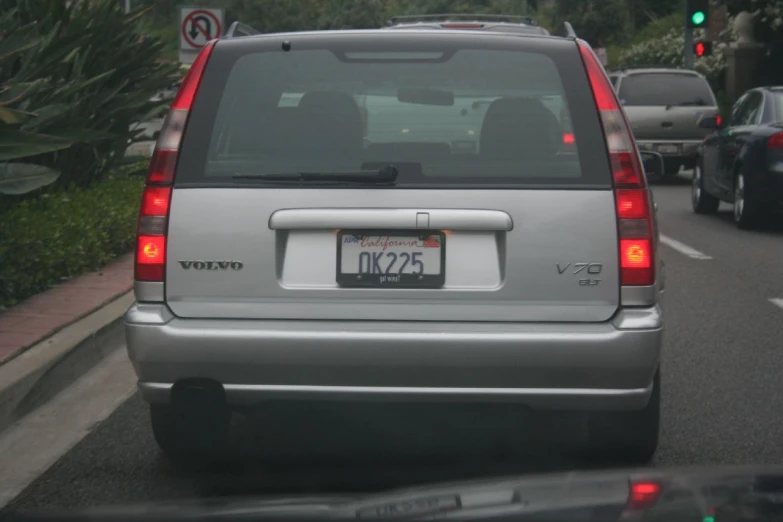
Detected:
[{"left": 564, "top": 21, "right": 577, "bottom": 38}]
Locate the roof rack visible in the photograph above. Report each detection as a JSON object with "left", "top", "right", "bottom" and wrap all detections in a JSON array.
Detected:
[
  {"left": 387, "top": 13, "right": 538, "bottom": 27},
  {"left": 223, "top": 21, "right": 261, "bottom": 39},
  {"left": 563, "top": 21, "right": 576, "bottom": 38}
]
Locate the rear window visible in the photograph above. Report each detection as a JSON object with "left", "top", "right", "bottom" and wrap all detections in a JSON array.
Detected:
[
  {"left": 618, "top": 73, "right": 715, "bottom": 107},
  {"left": 177, "top": 36, "right": 611, "bottom": 188}
]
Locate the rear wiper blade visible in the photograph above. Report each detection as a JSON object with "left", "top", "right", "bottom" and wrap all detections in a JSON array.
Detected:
[
  {"left": 665, "top": 98, "right": 709, "bottom": 110},
  {"left": 232, "top": 165, "right": 398, "bottom": 183}
]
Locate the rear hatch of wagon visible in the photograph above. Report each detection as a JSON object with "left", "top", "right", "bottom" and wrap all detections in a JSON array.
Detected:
[{"left": 139, "top": 33, "right": 652, "bottom": 323}]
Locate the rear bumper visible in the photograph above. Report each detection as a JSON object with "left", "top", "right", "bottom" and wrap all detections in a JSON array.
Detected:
[
  {"left": 637, "top": 140, "right": 701, "bottom": 163},
  {"left": 124, "top": 304, "right": 663, "bottom": 411}
]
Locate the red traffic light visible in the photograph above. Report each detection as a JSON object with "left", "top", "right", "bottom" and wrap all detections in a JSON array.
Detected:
[{"left": 693, "top": 41, "right": 712, "bottom": 57}]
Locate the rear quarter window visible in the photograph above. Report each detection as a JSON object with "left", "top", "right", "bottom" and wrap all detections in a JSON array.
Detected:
[{"left": 177, "top": 35, "right": 611, "bottom": 188}]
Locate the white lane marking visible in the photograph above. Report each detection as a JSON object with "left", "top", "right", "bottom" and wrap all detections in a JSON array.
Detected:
[
  {"left": 0, "top": 347, "right": 136, "bottom": 509},
  {"left": 659, "top": 235, "right": 713, "bottom": 260},
  {"left": 770, "top": 298, "right": 783, "bottom": 310}
]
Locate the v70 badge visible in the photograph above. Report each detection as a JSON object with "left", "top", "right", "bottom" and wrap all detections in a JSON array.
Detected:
[{"left": 557, "top": 262, "right": 603, "bottom": 286}]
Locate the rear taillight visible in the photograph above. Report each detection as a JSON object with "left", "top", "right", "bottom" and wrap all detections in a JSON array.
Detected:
[
  {"left": 578, "top": 40, "right": 654, "bottom": 287},
  {"left": 627, "top": 481, "right": 662, "bottom": 510},
  {"left": 134, "top": 39, "right": 216, "bottom": 284},
  {"left": 768, "top": 131, "right": 783, "bottom": 150}
]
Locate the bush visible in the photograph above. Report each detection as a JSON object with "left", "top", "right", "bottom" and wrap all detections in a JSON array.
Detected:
[
  {"left": 616, "top": 28, "right": 730, "bottom": 94},
  {"left": 0, "top": 0, "right": 178, "bottom": 191},
  {"left": 0, "top": 163, "right": 147, "bottom": 309}
]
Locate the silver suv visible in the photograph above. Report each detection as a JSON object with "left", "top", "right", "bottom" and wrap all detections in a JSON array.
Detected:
[
  {"left": 125, "top": 28, "right": 664, "bottom": 463},
  {"left": 609, "top": 68, "right": 720, "bottom": 179}
]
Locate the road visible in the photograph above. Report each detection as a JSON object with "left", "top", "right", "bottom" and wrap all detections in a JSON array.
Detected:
[{"left": 3, "top": 171, "right": 783, "bottom": 514}]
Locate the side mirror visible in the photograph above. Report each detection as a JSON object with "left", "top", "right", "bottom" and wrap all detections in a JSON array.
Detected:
[
  {"left": 639, "top": 151, "right": 665, "bottom": 180},
  {"left": 698, "top": 115, "right": 722, "bottom": 129}
]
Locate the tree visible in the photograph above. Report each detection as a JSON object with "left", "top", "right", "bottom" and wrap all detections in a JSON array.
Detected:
[
  {"left": 552, "top": 0, "right": 632, "bottom": 47},
  {"left": 629, "top": 0, "right": 681, "bottom": 33},
  {"left": 319, "top": 0, "right": 387, "bottom": 29}
]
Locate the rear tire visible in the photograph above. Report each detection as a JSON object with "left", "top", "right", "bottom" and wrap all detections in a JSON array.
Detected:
[
  {"left": 150, "top": 403, "right": 231, "bottom": 460},
  {"left": 692, "top": 162, "right": 720, "bottom": 214},
  {"left": 733, "top": 171, "right": 763, "bottom": 230},
  {"left": 586, "top": 369, "right": 660, "bottom": 465}
]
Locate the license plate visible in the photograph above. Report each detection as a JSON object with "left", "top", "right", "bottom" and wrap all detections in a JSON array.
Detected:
[
  {"left": 356, "top": 495, "right": 460, "bottom": 518},
  {"left": 656, "top": 143, "right": 680, "bottom": 154},
  {"left": 337, "top": 232, "right": 445, "bottom": 288}
]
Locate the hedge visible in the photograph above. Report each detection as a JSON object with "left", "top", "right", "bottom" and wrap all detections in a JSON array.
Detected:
[{"left": 0, "top": 164, "right": 147, "bottom": 309}]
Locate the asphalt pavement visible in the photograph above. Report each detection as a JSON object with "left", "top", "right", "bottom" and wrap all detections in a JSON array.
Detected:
[{"left": 3, "top": 171, "right": 783, "bottom": 514}]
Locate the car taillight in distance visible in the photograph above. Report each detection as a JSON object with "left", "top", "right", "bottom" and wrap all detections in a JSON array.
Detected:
[
  {"left": 578, "top": 40, "right": 654, "bottom": 287},
  {"left": 134, "top": 39, "right": 216, "bottom": 284},
  {"left": 627, "top": 480, "right": 662, "bottom": 510}
]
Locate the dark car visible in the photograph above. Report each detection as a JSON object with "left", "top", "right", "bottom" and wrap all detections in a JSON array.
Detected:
[
  {"left": 383, "top": 13, "right": 551, "bottom": 36},
  {"left": 692, "top": 86, "right": 783, "bottom": 229}
]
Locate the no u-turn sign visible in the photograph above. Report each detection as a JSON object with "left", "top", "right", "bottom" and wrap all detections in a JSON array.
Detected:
[{"left": 179, "top": 6, "right": 224, "bottom": 63}]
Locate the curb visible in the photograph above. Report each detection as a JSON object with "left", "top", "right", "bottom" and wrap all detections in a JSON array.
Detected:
[{"left": 0, "top": 292, "right": 134, "bottom": 435}]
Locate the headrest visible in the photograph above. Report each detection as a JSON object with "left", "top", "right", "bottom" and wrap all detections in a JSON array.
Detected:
[
  {"left": 479, "top": 97, "right": 562, "bottom": 161},
  {"left": 297, "top": 91, "right": 364, "bottom": 156}
]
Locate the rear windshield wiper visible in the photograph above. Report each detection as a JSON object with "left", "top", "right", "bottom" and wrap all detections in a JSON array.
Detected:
[
  {"left": 666, "top": 98, "right": 709, "bottom": 110},
  {"left": 232, "top": 165, "right": 398, "bottom": 183}
]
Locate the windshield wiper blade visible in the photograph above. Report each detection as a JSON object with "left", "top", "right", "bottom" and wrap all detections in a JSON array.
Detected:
[{"left": 232, "top": 165, "right": 398, "bottom": 183}]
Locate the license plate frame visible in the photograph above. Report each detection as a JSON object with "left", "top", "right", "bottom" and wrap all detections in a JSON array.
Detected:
[
  {"left": 656, "top": 143, "right": 680, "bottom": 154},
  {"left": 336, "top": 230, "right": 446, "bottom": 289}
]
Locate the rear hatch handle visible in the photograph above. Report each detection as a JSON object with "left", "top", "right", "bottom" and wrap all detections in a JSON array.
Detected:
[{"left": 269, "top": 209, "right": 513, "bottom": 231}]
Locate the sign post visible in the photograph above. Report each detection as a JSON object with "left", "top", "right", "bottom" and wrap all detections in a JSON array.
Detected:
[
  {"left": 594, "top": 47, "right": 608, "bottom": 67},
  {"left": 179, "top": 6, "right": 224, "bottom": 65}
]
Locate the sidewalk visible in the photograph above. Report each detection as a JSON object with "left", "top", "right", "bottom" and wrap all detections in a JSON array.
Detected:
[{"left": 0, "top": 254, "right": 134, "bottom": 365}]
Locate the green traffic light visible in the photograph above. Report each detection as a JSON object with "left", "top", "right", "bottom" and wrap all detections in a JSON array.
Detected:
[{"left": 691, "top": 11, "right": 706, "bottom": 25}]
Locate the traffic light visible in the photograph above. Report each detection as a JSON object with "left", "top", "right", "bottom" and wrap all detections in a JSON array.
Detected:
[
  {"left": 694, "top": 40, "right": 712, "bottom": 57},
  {"left": 687, "top": 0, "right": 709, "bottom": 29}
]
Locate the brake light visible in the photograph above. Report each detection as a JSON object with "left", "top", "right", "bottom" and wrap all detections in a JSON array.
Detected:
[
  {"left": 140, "top": 187, "right": 171, "bottom": 216},
  {"left": 616, "top": 189, "right": 647, "bottom": 219},
  {"left": 768, "top": 131, "right": 783, "bottom": 149},
  {"left": 578, "top": 40, "right": 654, "bottom": 287},
  {"left": 441, "top": 23, "right": 483, "bottom": 28},
  {"left": 715, "top": 114, "right": 722, "bottom": 127},
  {"left": 628, "top": 481, "right": 662, "bottom": 510},
  {"left": 134, "top": 40, "right": 216, "bottom": 285},
  {"left": 563, "top": 132, "right": 575, "bottom": 144}
]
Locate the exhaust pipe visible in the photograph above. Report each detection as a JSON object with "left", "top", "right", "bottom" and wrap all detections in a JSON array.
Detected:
[{"left": 171, "top": 379, "right": 225, "bottom": 412}]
